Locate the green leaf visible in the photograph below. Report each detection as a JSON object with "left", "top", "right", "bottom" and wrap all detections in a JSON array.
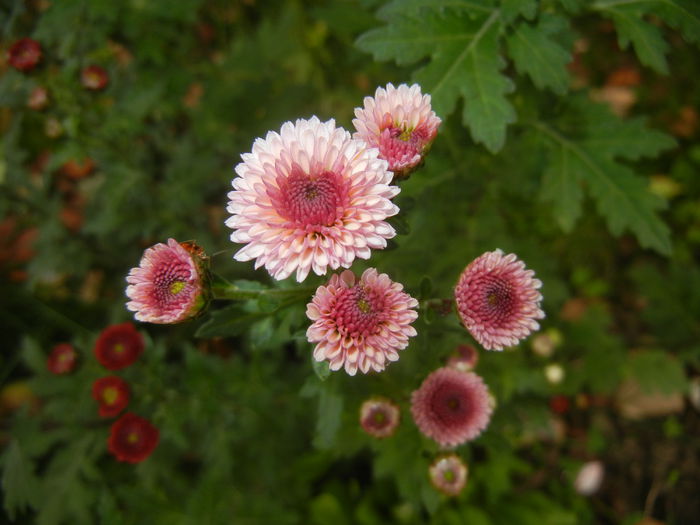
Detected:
[
  {"left": 1, "top": 441, "right": 38, "bottom": 520},
  {"left": 534, "top": 99, "right": 674, "bottom": 254},
  {"left": 313, "top": 385, "right": 343, "bottom": 449},
  {"left": 599, "top": 5, "right": 670, "bottom": 74},
  {"left": 500, "top": 0, "right": 537, "bottom": 23},
  {"left": 539, "top": 147, "right": 584, "bottom": 231},
  {"left": 506, "top": 15, "right": 572, "bottom": 94},
  {"left": 627, "top": 350, "right": 687, "bottom": 395},
  {"left": 358, "top": 8, "right": 515, "bottom": 152}
]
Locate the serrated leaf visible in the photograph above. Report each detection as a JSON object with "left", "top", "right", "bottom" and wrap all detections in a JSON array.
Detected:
[
  {"left": 1, "top": 441, "right": 38, "bottom": 520},
  {"left": 585, "top": 156, "right": 671, "bottom": 254},
  {"left": 377, "top": 0, "right": 495, "bottom": 18},
  {"left": 358, "top": 9, "right": 515, "bottom": 152},
  {"left": 539, "top": 147, "right": 584, "bottom": 232},
  {"left": 600, "top": 5, "right": 670, "bottom": 74},
  {"left": 500, "top": 0, "right": 537, "bottom": 23},
  {"left": 507, "top": 15, "right": 572, "bottom": 94},
  {"left": 534, "top": 98, "right": 673, "bottom": 254}
]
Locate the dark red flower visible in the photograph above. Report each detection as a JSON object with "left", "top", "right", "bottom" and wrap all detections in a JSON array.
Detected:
[
  {"left": 81, "top": 65, "right": 109, "bottom": 90},
  {"left": 94, "top": 323, "right": 144, "bottom": 370},
  {"left": 108, "top": 413, "right": 159, "bottom": 463},
  {"left": 47, "top": 343, "right": 77, "bottom": 374},
  {"left": 7, "top": 38, "right": 42, "bottom": 71},
  {"left": 91, "top": 376, "right": 130, "bottom": 418},
  {"left": 549, "top": 395, "right": 570, "bottom": 415}
]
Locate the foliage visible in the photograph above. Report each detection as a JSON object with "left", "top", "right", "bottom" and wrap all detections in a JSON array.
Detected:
[{"left": 1, "top": 0, "right": 699, "bottom": 524}]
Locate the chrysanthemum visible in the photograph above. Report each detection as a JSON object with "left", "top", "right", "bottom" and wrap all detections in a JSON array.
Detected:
[
  {"left": 359, "top": 397, "right": 400, "bottom": 438},
  {"left": 47, "top": 343, "right": 77, "bottom": 375},
  {"left": 455, "top": 249, "right": 544, "bottom": 351},
  {"left": 411, "top": 367, "right": 493, "bottom": 448},
  {"left": 94, "top": 323, "right": 144, "bottom": 370},
  {"left": 353, "top": 83, "right": 441, "bottom": 179},
  {"left": 446, "top": 344, "right": 479, "bottom": 372},
  {"left": 226, "top": 117, "right": 399, "bottom": 282},
  {"left": 81, "top": 65, "right": 109, "bottom": 90},
  {"left": 429, "top": 454, "right": 468, "bottom": 497},
  {"left": 91, "top": 376, "right": 130, "bottom": 418},
  {"left": 306, "top": 268, "right": 418, "bottom": 375},
  {"left": 126, "top": 239, "right": 209, "bottom": 324},
  {"left": 7, "top": 38, "right": 42, "bottom": 72},
  {"left": 108, "top": 413, "right": 159, "bottom": 463}
]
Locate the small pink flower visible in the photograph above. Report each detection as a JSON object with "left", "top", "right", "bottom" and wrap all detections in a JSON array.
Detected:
[
  {"left": 227, "top": 117, "right": 399, "bottom": 282},
  {"left": 359, "top": 397, "right": 400, "bottom": 438},
  {"left": 429, "top": 454, "right": 468, "bottom": 497},
  {"left": 306, "top": 268, "right": 418, "bottom": 375},
  {"left": 126, "top": 239, "right": 209, "bottom": 324},
  {"left": 446, "top": 344, "right": 479, "bottom": 372},
  {"left": 411, "top": 367, "right": 493, "bottom": 448},
  {"left": 353, "top": 83, "right": 441, "bottom": 179},
  {"left": 455, "top": 249, "right": 544, "bottom": 351}
]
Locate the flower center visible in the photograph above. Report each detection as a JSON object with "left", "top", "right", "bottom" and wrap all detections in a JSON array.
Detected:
[
  {"left": 483, "top": 277, "right": 515, "bottom": 320},
  {"left": 102, "top": 387, "right": 118, "bottom": 405},
  {"left": 170, "top": 281, "right": 186, "bottom": 295},
  {"left": 127, "top": 432, "right": 139, "bottom": 444},
  {"left": 443, "top": 469, "right": 456, "bottom": 483},
  {"left": 447, "top": 397, "right": 461, "bottom": 411},
  {"left": 113, "top": 343, "right": 125, "bottom": 354},
  {"left": 372, "top": 410, "right": 387, "bottom": 426},
  {"left": 333, "top": 286, "right": 385, "bottom": 337},
  {"left": 278, "top": 169, "right": 344, "bottom": 227}
]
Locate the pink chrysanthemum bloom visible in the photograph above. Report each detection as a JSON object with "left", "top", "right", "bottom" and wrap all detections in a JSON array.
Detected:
[
  {"left": 353, "top": 83, "right": 441, "bottom": 180},
  {"left": 126, "top": 239, "right": 209, "bottom": 324},
  {"left": 360, "top": 397, "right": 400, "bottom": 438},
  {"left": 226, "top": 117, "right": 399, "bottom": 282},
  {"left": 411, "top": 367, "right": 493, "bottom": 448},
  {"left": 429, "top": 454, "right": 468, "bottom": 497},
  {"left": 306, "top": 268, "right": 418, "bottom": 375},
  {"left": 454, "top": 249, "right": 544, "bottom": 351}
]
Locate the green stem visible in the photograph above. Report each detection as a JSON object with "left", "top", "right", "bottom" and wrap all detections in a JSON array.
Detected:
[{"left": 211, "top": 283, "right": 315, "bottom": 301}]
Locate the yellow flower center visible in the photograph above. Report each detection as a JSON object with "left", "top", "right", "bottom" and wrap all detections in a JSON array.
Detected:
[
  {"left": 113, "top": 343, "right": 125, "bottom": 354},
  {"left": 357, "top": 297, "right": 371, "bottom": 314},
  {"left": 127, "top": 432, "right": 139, "bottom": 444},
  {"left": 170, "top": 281, "right": 186, "bottom": 295},
  {"left": 102, "top": 387, "right": 118, "bottom": 405}
]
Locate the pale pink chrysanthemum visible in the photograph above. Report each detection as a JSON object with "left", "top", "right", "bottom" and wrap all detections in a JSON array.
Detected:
[
  {"left": 226, "top": 117, "right": 399, "bottom": 282},
  {"left": 429, "top": 454, "right": 468, "bottom": 497},
  {"left": 359, "top": 397, "right": 400, "bottom": 438},
  {"left": 306, "top": 268, "right": 418, "bottom": 376},
  {"left": 455, "top": 249, "right": 544, "bottom": 351},
  {"left": 353, "top": 83, "right": 441, "bottom": 179},
  {"left": 411, "top": 367, "right": 493, "bottom": 448},
  {"left": 126, "top": 239, "right": 209, "bottom": 324}
]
